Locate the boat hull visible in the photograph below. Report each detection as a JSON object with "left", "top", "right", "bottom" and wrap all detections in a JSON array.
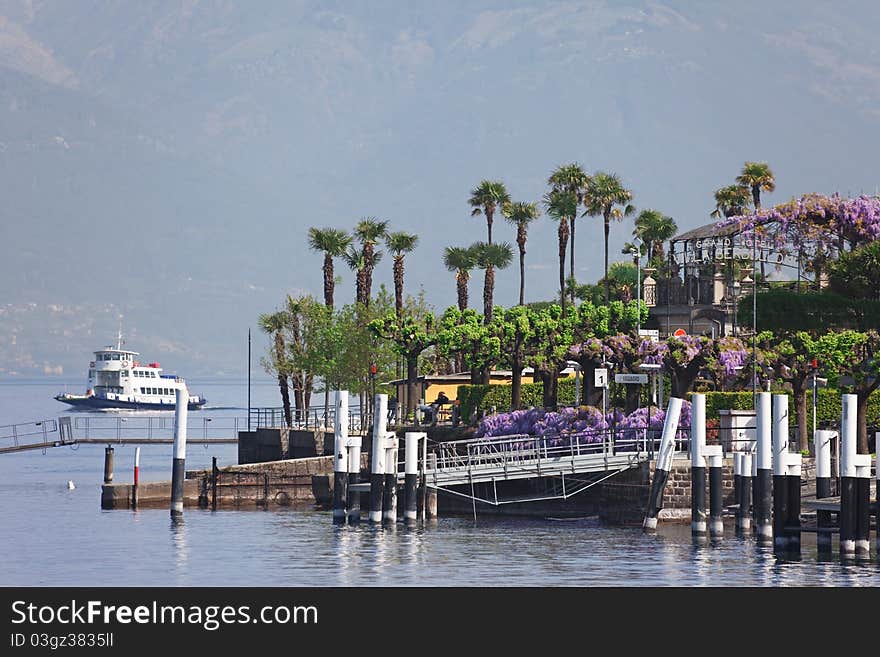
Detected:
[{"left": 55, "top": 395, "right": 206, "bottom": 411}]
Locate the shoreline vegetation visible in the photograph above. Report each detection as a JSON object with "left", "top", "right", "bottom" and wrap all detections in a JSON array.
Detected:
[{"left": 259, "top": 161, "right": 880, "bottom": 453}]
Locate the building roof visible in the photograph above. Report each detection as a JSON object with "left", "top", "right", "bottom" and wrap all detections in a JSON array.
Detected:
[{"left": 671, "top": 220, "right": 740, "bottom": 243}]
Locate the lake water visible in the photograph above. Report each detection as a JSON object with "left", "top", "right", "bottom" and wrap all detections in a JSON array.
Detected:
[{"left": 1, "top": 379, "right": 878, "bottom": 587}]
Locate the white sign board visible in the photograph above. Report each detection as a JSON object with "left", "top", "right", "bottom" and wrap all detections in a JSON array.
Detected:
[
  {"left": 594, "top": 368, "right": 608, "bottom": 388},
  {"left": 638, "top": 329, "right": 659, "bottom": 339},
  {"left": 615, "top": 373, "right": 648, "bottom": 384}
]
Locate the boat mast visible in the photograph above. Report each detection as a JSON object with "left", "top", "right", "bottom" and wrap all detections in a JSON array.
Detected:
[{"left": 117, "top": 315, "right": 124, "bottom": 350}]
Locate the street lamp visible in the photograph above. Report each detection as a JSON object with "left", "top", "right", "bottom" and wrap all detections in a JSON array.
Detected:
[
  {"left": 567, "top": 360, "right": 582, "bottom": 407},
  {"left": 631, "top": 237, "right": 643, "bottom": 334}
]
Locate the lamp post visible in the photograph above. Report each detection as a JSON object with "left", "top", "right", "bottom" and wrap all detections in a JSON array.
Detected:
[{"left": 631, "top": 237, "right": 643, "bottom": 334}]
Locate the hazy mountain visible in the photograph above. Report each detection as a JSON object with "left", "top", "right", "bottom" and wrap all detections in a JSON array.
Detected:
[{"left": 1, "top": 1, "right": 879, "bottom": 377}]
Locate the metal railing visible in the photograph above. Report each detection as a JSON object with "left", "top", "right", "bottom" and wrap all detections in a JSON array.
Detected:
[
  {"left": 0, "top": 419, "right": 60, "bottom": 450},
  {"left": 249, "top": 405, "right": 365, "bottom": 432},
  {"left": 72, "top": 415, "right": 247, "bottom": 442}
]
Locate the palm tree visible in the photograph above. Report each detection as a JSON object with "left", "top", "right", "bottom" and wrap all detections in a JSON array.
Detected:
[
  {"left": 343, "top": 246, "right": 368, "bottom": 306},
  {"left": 472, "top": 241, "right": 514, "bottom": 324},
  {"left": 258, "top": 310, "right": 292, "bottom": 427},
  {"left": 307, "top": 227, "right": 352, "bottom": 308},
  {"left": 544, "top": 189, "right": 578, "bottom": 314},
  {"left": 502, "top": 201, "right": 540, "bottom": 305},
  {"left": 583, "top": 172, "right": 635, "bottom": 304},
  {"left": 605, "top": 261, "right": 638, "bottom": 302},
  {"left": 736, "top": 161, "right": 776, "bottom": 210},
  {"left": 354, "top": 217, "right": 388, "bottom": 306},
  {"left": 385, "top": 231, "right": 419, "bottom": 319},
  {"left": 633, "top": 209, "right": 678, "bottom": 262},
  {"left": 710, "top": 184, "right": 752, "bottom": 219},
  {"left": 548, "top": 164, "right": 590, "bottom": 303},
  {"left": 468, "top": 180, "right": 510, "bottom": 244},
  {"left": 443, "top": 245, "right": 477, "bottom": 312}
]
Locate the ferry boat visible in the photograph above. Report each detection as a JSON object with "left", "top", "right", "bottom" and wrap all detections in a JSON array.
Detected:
[{"left": 54, "top": 341, "right": 207, "bottom": 411}]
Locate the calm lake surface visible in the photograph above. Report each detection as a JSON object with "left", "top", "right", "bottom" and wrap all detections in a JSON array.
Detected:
[{"left": 1, "top": 379, "right": 878, "bottom": 587}]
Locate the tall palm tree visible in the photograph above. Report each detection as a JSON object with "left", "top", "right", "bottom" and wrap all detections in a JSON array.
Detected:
[
  {"left": 258, "top": 310, "right": 292, "bottom": 427},
  {"left": 736, "top": 161, "right": 776, "bottom": 210},
  {"left": 710, "top": 184, "right": 752, "bottom": 219},
  {"left": 544, "top": 189, "right": 578, "bottom": 314},
  {"left": 583, "top": 172, "right": 635, "bottom": 304},
  {"left": 633, "top": 209, "right": 678, "bottom": 262},
  {"left": 468, "top": 180, "right": 510, "bottom": 244},
  {"left": 385, "top": 231, "right": 419, "bottom": 319},
  {"left": 443, "top": 246, "right": 476, "bottom": 312},
  {"left": 342, "top": 245, "right": 373, "bottom": 306},
  {"left": 472, "top": 241, "right": 514, "bottom": 324},
  {"left": 502, "top": 201, "right": 540, "bottom": 305},
  {"left": 354, "top": 217, "right": 388, "bottom": 306},
  {"left": 548, "top": 163, "right": 590, "bottom": 302},
  {"left": 307, "top": 227, "right": 351, "bottom": 308}
]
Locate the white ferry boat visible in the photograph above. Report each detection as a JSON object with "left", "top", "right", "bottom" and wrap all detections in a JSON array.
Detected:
[{"left": 54, "top": 341, "right": 206, "bottom": 411}]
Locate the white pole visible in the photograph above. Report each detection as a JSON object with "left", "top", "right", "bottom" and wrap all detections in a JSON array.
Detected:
[
  {"left": 404, "top": 432, "right": 422, "bottom": 524},
  {"left": 771, "top": 394, "right": 788, "bottom": 551},
  {"left": 643, "top": 396, "right": 683, "bottom": 531},
  {"left": 690, "top": 393, "right": 707, "bottom": 537},
  {"left": 332, "top": 391, "right": 349, "bottom": 524},
  {"left": 170, "top": 385, "right": 188, "bottom": 518},
  {"left": 754, "top": 391, "right": 772, "bottom": 542},
  {"left": 369, "top": 394, "right": 388, "bottom": 523}
]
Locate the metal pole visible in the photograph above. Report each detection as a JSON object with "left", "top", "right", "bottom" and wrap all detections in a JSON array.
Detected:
[
  {"left": 739, "top": 452, "right": 752, "bottom": 533},
  {"left": 247, "top": 328, "right": 252, "bottom": 432},
  {"left": 132, "top": 447, "right": 140, "bottom": 510},
  {"left": 754, "top": 392, "right": 773, "bottom": 544},
  {"left": 369, "top": 394, "right": 387, "bottom": 524},
  {"left": 404, "top": 432, "right": 422, "bottom": 525},
  {"left": 690, "top": 393, "right": 707, "bottom": 538},
  {"left": 840, "top": 394, "right": 857, "bottom": 558},
  {"left": 420, "top": 433, "right": 428, "bottom": 522},
  {"left": 332, "top": 390, "right": 349, "bottom": 525},
  {"left": 752, "top": 225, "right": 757, "bottom": 397},
  {"left": 211, "top": 455, "right": 218, "bottom": 512},
  {"left": 170, "top": 386, "right": 189, "bottom": 518},
  {"left": 643, "top": 396, "right": 683, "bottom": 532}
]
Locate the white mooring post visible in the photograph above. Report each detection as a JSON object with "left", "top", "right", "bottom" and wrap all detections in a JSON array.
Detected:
[
  {"left": 132, "top": 446, "right": 141, "bottom": 510},
  {"left": 733, "top": 452, "right": 742, "bottom": 529},
  {"left": 332, "top": 391, "right": 349, "bottom": 525},
  {"left": 369, "top": 394, "right": 388, "bottom": 524},
  {"left": 706, "top": 443, "right": 724, "bottom": 539},
  {"left": 755, "top": 392, "right": 772, "bottom": 543},
  {"left": 643, "top": 397, "right": 683, "bottom": 532},
  {"left": 383, "top": 436, "right": 399, "bottom": 524},
  {"left": 170, "top": 386, "right": 189, "bottom": 519},
  {"left": 346, "top": 396, "right": 362, "bottom": 525},
  {"left": 738, "top": 452, "right": 752, "bottom": 532},
  {"left": 404, "top": 432, "right": 423, "bottom": 525},
  {"left": 814, "top": 429, "right": 834, "bottom": 554},
  {"left": 771, "top": 394, "right": 789, "bottom": 552},
  {"left": 840, "top": 394, "right": 871, "bottom": 558},
  {"left": 690, "top": 393, "right": 707, "bottom": 538}
]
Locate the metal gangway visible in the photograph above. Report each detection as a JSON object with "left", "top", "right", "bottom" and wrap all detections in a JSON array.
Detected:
[
  {"left": 0, "top": 415, "right": 247, "bottom": 454},
  {"left": 410, "top": 428, "right": 661, "bottom": 505}
]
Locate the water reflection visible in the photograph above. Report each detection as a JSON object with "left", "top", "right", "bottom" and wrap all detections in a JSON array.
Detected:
[{"left": 170, "top": 516, "right": 188, "bottom": 575}]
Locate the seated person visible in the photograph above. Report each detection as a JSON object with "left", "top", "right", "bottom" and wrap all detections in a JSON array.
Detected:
[{"left": 429, "top": 391, "right": 451, "bottom": 423}]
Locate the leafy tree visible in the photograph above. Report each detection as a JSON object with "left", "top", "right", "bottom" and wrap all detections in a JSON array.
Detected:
[
  {"left": 548, "top": 163, "right": 590, "bottom": 303},
  {"left": 490, "top": 305, "right": 533, "bottom": 409},
  {"left": 522, "top": 304, "right": 576, "bottom": 409},
  {"left": 603, "top": 261, "right": 638, "bottom": 302},
  {"left": 829, "top": 240, "right": 880, "bottom": 300},
  {"left": 502, "top": 201, "right": 541, "bottom": 306},
  {"left": 739, "top": 288, "right": 880, "bottom": 332},
  {"left": 468, "top": 180, "right": 510, "bottom": 244},
  {"left": 285, "top": 295, "right": 323, "bottom": 421},
  {"left": 436, "top": 307, "right": 501, "bottom": 385},
  {"left": 258, "top": 310, "right": 292, "bottom": 426},
  {"left": 472, "top": 241, "right": 514, "bottom": 324},
  {"left": 583, "top": 172, "right": 635, "bottom": 303},
  {"left": 662, "top": 334, "right": 716, "bottom": 398},
  {"left": 307, "top": 227, "right": 352, "bottom": 309},
  {"left": 443, "top": 245, "right": 477, "bottom": 312},
  {"left": 840, "top": 330, "right": 880, "bottom": 453}
]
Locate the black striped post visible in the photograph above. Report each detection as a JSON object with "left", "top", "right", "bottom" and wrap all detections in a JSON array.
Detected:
[
  {"left": 346, "top": 432, "right": 362, "bottom": 525},
  {"left": 690, "top": 393, "right": 707, "bottom": 539},
  {"left": 404, "top": 432, "right": 423, "bottom": 525},
  {"left": 771, "top": 394, "right": 789, "bottom": 553},
  {"left": 755, "top": 392, "right": 773, "bottom": 544},
  {"left": 706, "top": 445, "right": 724, "bottom": 539},
  {"left": 732, "top": 452, "right": 741, "bottom": 530},
  {"left": 840, "top": 393, "right": 872, "bottom": 558},
  {"left": 332, "top": 390, "right": 349, "bottom": 525},
  {"left": 738, "top": 452, "right": 752, "bottom": 533},
  {"left": 170, "top": 386, "right": 188, "bottom": 519},
  {"left": 383, "top": 436, "right": 398, "bottom": 524},
  {"left": 369, "top": 394, "right": 388, "bottom": 524},
  {"left": 786, "top": 455, "right": 802, "bottom": 555},
  {"left": 103, "top": 445, "right": 114, "bottom": 484},
  {"left": 815, "top": 429, "right": 834, "bottom": 555},
  {"left": 643, "top": 397, "right": 684, "bottom": 532}
]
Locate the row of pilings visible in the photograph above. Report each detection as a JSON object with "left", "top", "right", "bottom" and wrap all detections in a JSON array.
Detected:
[{"left": 644, "top": 392, "right": 877, "bottom": 559}]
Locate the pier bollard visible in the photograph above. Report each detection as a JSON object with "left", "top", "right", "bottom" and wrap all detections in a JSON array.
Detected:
[
  {"left": 815, "top": 430, "right": 834, "bottom": 554},
  {"left": 771, "top": 394, "right": 789, "bottom": 553},
  {"left": 690, "top": 393, "right": 707, "bottom": 538},
  {"left": 425, "top": 453, "right": 438, "bottom": 520},
  {"left": 755, "top": 392, "right": 773, "bottom": 544},
  {"left": 706, "top": 445, "right": 724, "bottom": 539},
  {"left": 346, "top": 433, "right": 362, "bottom": 525},
  {"left": 383, "top": 439, "right": 398, "bottom": 524},
  {"left": 786, "top": 453, "right": 802, "bottom": 554},
  {"left": 170, "top": 386, "right": 189, "bottom": 519},
  {"left": 103, "top": 445, "right": 114, "bottom": 484},
  {"left": 132, "top": 447, "right": 140, "bottom": 510},
  {"left": 840, "top": 394, "right": 861, "bottom": 558},
  {"left": 732, "top": 452, "right": 741, "bottom": 528},
  {"left": 332, "top": 391, "right": 349, "bottom": 525},
  {"left": 876, "top": 445, "right": 880, "bottom": 555},
  {"left": 738, "top": 452, "right": 752, "bottom": 533},
  {"left": 369, "top": 394, "right": 388, "bottom": 524},
  {"left": 643, "top": 397, "right": 683, "bottom": 532},
  {"left": 404, "top": 432, "right": 423, "bottom": 525}
]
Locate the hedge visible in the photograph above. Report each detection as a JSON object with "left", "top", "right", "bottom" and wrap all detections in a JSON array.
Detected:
[{"left": 456, "top": 382, "right": 880, "bottom": 427}]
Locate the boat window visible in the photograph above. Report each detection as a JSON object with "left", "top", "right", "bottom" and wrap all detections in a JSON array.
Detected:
[
  {"left": 111, "top": 354, "right": 119, "bottom": 360},
  {"left": 122, "top": 371, "right": 128, "bottom": 378}
]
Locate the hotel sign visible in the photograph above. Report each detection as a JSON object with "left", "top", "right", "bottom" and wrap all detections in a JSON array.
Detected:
[{"left": 673, "top": 235, "right": 790, "bottom": 266}]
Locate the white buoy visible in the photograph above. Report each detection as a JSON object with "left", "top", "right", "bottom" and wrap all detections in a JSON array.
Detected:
[{"left": 67, "top": 480, "right": 75, "bottom": 490}]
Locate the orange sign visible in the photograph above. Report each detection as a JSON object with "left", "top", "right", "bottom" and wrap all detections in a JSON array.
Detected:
[{"left": 673, "top": 328, "right": 687, "bottom": 338}]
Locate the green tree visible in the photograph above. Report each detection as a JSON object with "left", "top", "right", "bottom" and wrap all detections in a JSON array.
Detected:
[
  {"left": 491, "top": 305, "right": 533, "bottom": 409},
  {"left": 523, "top": 304, "right": 576, "bottom": 409},
  {"left": 736, "top": 161, "right": 776, "bottom": 210},
  {"left": 443, "top": 245, "right": 477, "bottom": 312},
  {"left": 604, "top": 261, "right": 638, "bottom": 302},
  {"left": 468, "top": 180, "right": 510, "bottom": 244},
  {"left": 472, "top": 241, "right": 514, "bottom": 324},
  {"left": 385, "top": 231, "right": 419, "bottom": 319},
  {"left": 840, "top": 330, "right": 880, "bottom": 453},
  {"left": 829, "top": 241, "right": 880, "bottom": 300},
  {"left": 710, "top": 184, "right": 752, "bottom": 219},
  {"left": 502, "top": 201, "right": 541, "bottom": 306},
  {"left": 583, "top": 172, "right": 635, "bottom": 303},
  {"left": 548, "top": 163, "right": 590, "bottom": 303},
  {"left": 258, "top": 310, "right": 292, "bottom": 427},
  {"left": 633, "top": 209, "right": 677, "bottom": 262},
  {"left": 354, "top": 217, "right": 389, "bottom": 306},
  {"left": 436, "top": 307, "right": 501, "bottom": 385},
  {"left": 343, "top": 245, "right": 369, "bottom": 306},
  {"left": 544, "top": 189, "right": 578, "bottom": 314},
  {"left": 285, "top": 295, "right": 323, "bottom": 421},
  {"left": 307, "top": 227, "right": 352, "bottom": 309},
  {"left": 662, "top": 334, "right": 715, "bottom": 398}
]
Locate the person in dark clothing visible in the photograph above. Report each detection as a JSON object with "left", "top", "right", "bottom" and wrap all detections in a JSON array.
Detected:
[{"left": 388, "top": 396, "right": 399, "bottom": 424}]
